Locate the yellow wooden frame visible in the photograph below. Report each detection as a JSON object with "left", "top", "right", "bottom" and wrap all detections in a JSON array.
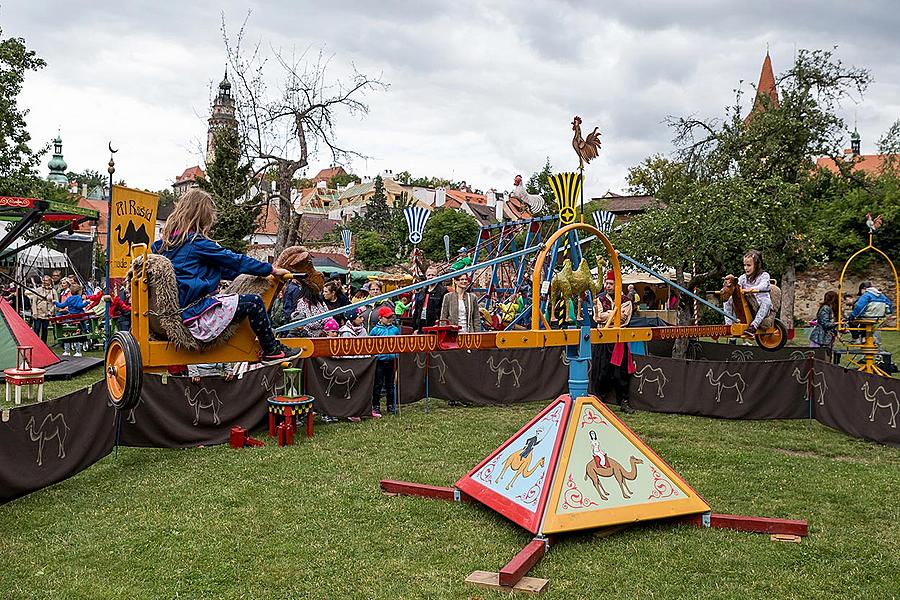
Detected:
[
  {"left": 838, "top": 232, "right": 899, "bottom": 333},
  {"left": 540, "top": 395, "right": 709, "bottom": 534}
]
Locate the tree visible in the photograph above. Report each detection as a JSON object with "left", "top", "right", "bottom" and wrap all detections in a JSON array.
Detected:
[
  {"left": 66, "top": 169, "right": 105, "bottom": 192},
  {"left": 329, "top": 172, "right": 360, "bottom": 189},
  {"left": 353, "top": 230, "right": 395, "bottom": 269},
  {"left": 623, "top": 48, "right": 871, "bottom": 344},
  {"left": 0, "top": 27, "right": 48, "bottom": 198},
  {"left": 526, "top": 158, "right": 555, "bottom": 216},
  {"left": 625, "top": 155, "right": 695, "bottom": 204},
  {"left": 157, "top": 188, "right": 178, "bottom": 210},
  {"left": 364, "top": 175, "right": 391, "bottom": 232},
  {"left": 198, "top": 126, "right": 261, "bottom": 253},
  {"left": 223, "top": 15, "right": 386, "bottom": 255},
  {"left": 420, "top": 208, "right": 479, "bottom": 262}
]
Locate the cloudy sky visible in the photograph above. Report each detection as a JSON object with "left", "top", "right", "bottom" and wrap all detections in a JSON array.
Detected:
[{"left": 5, "top": 1, "right": 900, "bottom": 198}]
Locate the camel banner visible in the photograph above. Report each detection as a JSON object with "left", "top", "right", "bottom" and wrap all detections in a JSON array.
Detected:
[
  {"left": 0, "top": 384, "right": 115, "bottom": 504},
  {"left": 812, "top": 360, "right": 900, "bottom": 448},
  {"left": 119, "top": 366, "right": 273, "bottom": 448},
  {"left": 304, "top": 357, "right": 375, "bottom": 418},
  {"left": 109, "top": 185, "right": 157, "bottom": 277},
  {"left": 647, "top": 339, "right": 829, "bottom": 362},
  {"left": 630, "top": 355, "right": 809, "bottom": 420},
  {"left": 430, "top": 348, "right": 569, "bottom": 406},
  {"left": 397, "top": 354, "right": 427, "bottom": 404}
]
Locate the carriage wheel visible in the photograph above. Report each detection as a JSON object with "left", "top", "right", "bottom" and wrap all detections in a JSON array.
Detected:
[
  {"left": 755, "top": 319, "right": 788, "bottom": 352},
  {"left": 105, "top": 331, "right": 143, "bottom": 411}
]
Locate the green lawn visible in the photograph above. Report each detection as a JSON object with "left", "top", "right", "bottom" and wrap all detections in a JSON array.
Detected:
[{"left": 0, "top": 399, "right": 898, "bottom": 599}]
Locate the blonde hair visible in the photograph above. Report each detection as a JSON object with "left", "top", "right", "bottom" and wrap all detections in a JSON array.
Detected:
[
  {"left": 160, "top": 189, "right": 217, "bottom": 251},
  {"left": 69, "top": 283, "right": 82, "bottom": 295}
]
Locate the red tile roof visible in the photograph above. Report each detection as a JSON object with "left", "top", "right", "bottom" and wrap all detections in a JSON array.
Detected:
[
  {"left": 445, "top": 189, "right": 486, "bottom": 205},
  {"left": 175, "top": 165, "right": 206, "bottom": 185},
  {"left": 816, "top": 154, "right": 900, "bottom": 177},
  {"left": 312, "top": 166, "right": 346, "bottom": 183},
  {"left": 593, "top": 194, "right": 658, "bottom": 214},
  {"left": 309, "top": 251, "right": 349, "bottom": 268}
]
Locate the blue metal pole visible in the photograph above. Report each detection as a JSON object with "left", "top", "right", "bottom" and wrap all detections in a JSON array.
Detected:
[{"left": 617, "top": 252, "right": 733, "bottom": 322}]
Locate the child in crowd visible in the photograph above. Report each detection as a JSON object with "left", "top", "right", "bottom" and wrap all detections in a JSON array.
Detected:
[
  {"left": 721, "top": 249, "right": 772, "bottom": 335},
  {"left": 368, "top": 306, "right": 400, "bottom": 418},
  {"left": 339, "top": 308, "right": 367, "bottom": 337},
  {"left": 151, "top": 189, "right": 298, "bottom": 362},
  {"left": 55, "top": 282, "right": 89, "bottom": 356},
  {"left": 393, "top": 293, "right": 411, "bottom": 318},
  {"left": 323, "top": 317, "right": 340, "bottom": 337}
]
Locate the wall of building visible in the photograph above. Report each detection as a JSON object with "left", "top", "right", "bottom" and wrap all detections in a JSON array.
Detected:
[{"left": 793, "top": 263, "right": 895, "bottom": 321}]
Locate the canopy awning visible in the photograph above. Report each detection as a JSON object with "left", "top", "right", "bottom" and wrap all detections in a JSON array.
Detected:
[{"left": 15, "top": 245, "right": 68, "bottom": 269}]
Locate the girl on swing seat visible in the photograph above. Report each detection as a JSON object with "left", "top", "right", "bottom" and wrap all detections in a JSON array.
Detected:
[
  {"left": 151, "top": 189, "right": 299, "bottom": 363},
  {"left": 721, "top": 249, "right": 772, "bottom": 335}
]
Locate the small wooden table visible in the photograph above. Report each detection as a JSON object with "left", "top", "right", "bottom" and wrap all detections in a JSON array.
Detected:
[{"left": 267, "top": 395, "right": 314, "bottom": 444}]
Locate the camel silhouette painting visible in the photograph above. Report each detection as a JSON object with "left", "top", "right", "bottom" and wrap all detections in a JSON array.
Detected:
[
  {"left": 487, "top": 356, "right": 522, "bottom": 388},
  {"left": 25, "top": 413, "right": 69, "bottom": 466},
  {"left": 584, "top": 454, "right": 643, "bottom": 501},
  {"left": 861, "top": 381, "right": 899, "bottom": 428},
  {"left": 706, "top": 369, "right": 746, "bottom": 404},
  {"left": 495, "top": 436, "right": 545, "bottom": 490},
  {"left": 414, "top": 353, "right": 447, "bottom": 383},
  {"left": 184, "top": 387, "right": 223, "bottom": 426},
  {"left": 116, "top": 221, "right": 151, "bottom": 257},
  {"left": 320, "top": 363, "right": 357, "bottom": 399},
  {"left": 635, "top": 364, "right": 667, "bottom": 398},
  {"left": 792, "top": 367, "right": 828, "bottom": 405}
]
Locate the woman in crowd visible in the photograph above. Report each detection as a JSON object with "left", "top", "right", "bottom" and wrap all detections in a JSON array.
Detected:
[
  {"left": 290, "top": 283, "right": 329, "bottom": 338},
  {"left": 322, "top": 280, "right": 349, "bottom": 324},
  {"left": 440, "top": 273, "right": 481, "bottom": 333},
  {"left": 809, "top": 291, "right": 839, "bottom": 350}
]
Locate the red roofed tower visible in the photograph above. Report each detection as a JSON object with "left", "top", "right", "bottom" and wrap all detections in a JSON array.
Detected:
[{"left": 744, "top": 51, "right": 779, "bottom": 125}]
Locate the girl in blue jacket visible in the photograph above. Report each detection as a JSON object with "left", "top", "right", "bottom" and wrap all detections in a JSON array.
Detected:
[
  {"left": 152, "top": 190, "right": 298, "bottom": 362},
  {"left": 55, "top": 282, "right": 90, "bottom": 357}
]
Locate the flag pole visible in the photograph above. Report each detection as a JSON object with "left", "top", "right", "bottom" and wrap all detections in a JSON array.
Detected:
[{"left": 105, "top": 143, "right": 117, "bottom": 342}]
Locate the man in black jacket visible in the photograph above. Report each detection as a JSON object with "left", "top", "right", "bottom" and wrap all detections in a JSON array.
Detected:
[{"left": 412, "top": 265, "right": 448, "bottom": 332}]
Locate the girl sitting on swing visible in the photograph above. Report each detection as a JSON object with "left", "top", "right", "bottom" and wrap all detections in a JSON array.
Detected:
[
  {"left": 151, "top": 189, "right": 299, "bottom": 362},
  {"left": 721, "top": 249, "right": 772, "bottom": 335}
]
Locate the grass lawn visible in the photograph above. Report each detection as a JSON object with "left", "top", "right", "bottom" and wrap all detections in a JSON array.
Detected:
[{"left": 0, "top": 397, "right": 898, "bottom": 599}]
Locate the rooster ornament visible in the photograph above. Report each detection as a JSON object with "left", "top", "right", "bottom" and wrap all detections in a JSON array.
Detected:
[{"left": 572, "top": 116, "right": 602, "bottom": 168}]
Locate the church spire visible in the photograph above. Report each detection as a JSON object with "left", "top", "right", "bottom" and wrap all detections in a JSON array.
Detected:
[
  {"left": 744, "top": 50, "right": 779, "bottom": 125},
  {"left": 47, "top": 131, "right": 68, "bottom": 186}
]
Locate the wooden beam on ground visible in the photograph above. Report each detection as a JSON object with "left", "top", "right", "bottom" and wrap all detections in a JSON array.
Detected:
[
  {"left": 499, "top": 539, "right": 548, "bottom": 588},
  {"left": 379, "top": 480, "right": 470, "bottom": 502},
  {"left": 683, "top": 513, "right": 808, "bottom": 537},
  {"left": 465, "top": 570, "right": 549, "bottom": 594}
]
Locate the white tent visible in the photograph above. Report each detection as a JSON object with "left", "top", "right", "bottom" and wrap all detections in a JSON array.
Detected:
[{"left": 15, "top": 245, "right": 69, "bottom": 270}]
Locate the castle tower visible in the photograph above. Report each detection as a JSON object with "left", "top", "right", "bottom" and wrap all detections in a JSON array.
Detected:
[
  {"left": 744, "top": 51, "right": 779, "bottom": 126},
  {"left": 207, "top": 69, "right": 237, "bottom": 164},
  {"left": 47, "top": 133, "right": 68, "bottom": 187}
]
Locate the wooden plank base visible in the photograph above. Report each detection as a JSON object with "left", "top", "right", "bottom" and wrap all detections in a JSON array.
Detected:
[
  {"left": 683, "top": 513, "right": 808, "bottom": 537},
  {"left": 466, "top": 570, "right": 549, "bottom": 594},
  {"left": 379, "top": 479, "right": 470, "bottom": 502},
  {"left": 500, "top": 539, "right": 547, "bottom": 587}
]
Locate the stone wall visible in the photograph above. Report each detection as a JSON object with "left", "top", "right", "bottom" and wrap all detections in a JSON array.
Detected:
[{"left": 793, "top": 263, "right": 895, "bottom": 321}]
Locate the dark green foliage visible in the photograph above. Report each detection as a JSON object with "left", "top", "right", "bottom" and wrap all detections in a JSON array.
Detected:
[
  {"left": 526, "top": 157, "right": 555, "bottom": 215},
  {"left": 198, "top": 127, "right": 261, "bottom": 253},
  {"left": 364, "top": 175, "right": 391, "bottom": 233},
  {"left": 353, "top": 230, "right": 395, "bottom": 269},
  {"left": 420, "top": 208, "right": 479, "bottom": 262},
  {"left": 329, "top": 172, "right": 361, "bottom": 188},
  {"left": 0, "top": 27, "right": 47, "bottom": 198}
]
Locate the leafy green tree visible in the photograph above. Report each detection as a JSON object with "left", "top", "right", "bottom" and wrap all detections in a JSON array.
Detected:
[
  {"left": 329, "top": 173, "right": 361, "bottom": 188},
  {"left": 420, "top": 208, "right": 479, "bottom": 262},
  {"left": 66, "top": 169, "right": 105, "bottom": 191},
  {"left": 365, "top": 175, "right": 391, "bottom": 232},
  {"left": 198, "top": 126, "right": 261, "bottom": 253},
  {"left": 0, "top": 27, "right": 47, "bottom": 198},
  {"left": 526, "top": 158, "right": 555, "bottom": 216},
  {"left": 622, "top": 48, "right": 871, "bottom": 340},
  {"left": 626, "top": 155, "right": 695, "bottom": 204},
  {"left": 353, "top": 230, "right": 395, "bottom": 269}
]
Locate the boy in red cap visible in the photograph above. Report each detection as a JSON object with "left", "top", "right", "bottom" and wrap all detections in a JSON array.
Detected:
[{"left": 369, "top": 305, "right": 401, "bottom": 417}]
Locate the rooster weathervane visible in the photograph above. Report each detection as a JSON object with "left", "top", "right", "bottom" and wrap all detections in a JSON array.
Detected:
[{"left": 571, "top": 116, "right": 601, "bottom": 169}]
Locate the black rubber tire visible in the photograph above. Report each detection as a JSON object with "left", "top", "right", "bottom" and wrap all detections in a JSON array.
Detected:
[
  {"left": 756, "top": 318, "right": 788, "bottom": 352},
  {"left": 105, "top": 331, "right": 143, "bottom": 411}
]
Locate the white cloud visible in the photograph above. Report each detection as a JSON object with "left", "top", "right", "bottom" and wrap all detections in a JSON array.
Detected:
[{"left": 5, "top": 0, "right": 898, "bottom": 198}]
